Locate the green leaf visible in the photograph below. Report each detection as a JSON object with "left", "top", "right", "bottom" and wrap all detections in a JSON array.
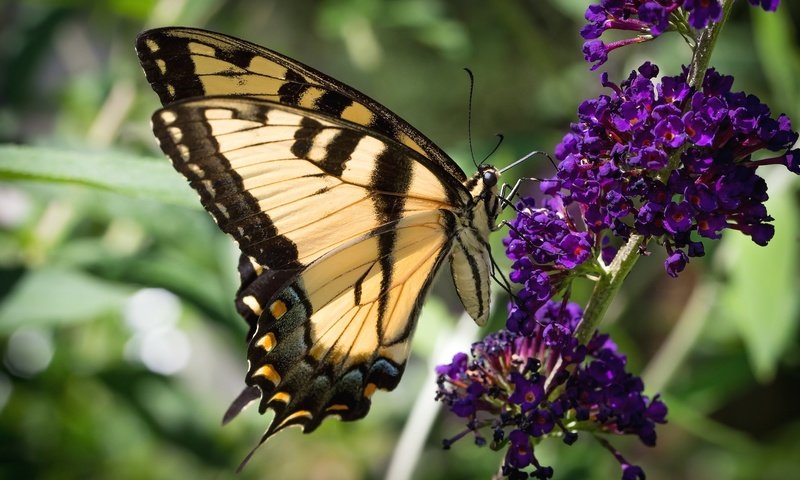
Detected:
[
  {"left": 752, "top": 5, "right": 798, "bottom": 117},
  {"left": 717, "top": 174, "right": 800, "bottom": 380},
  {"left": 0, "top": 268, "right": 131, "bottom": 333},
  {"left": 0, "top": 145, "right": 198, "bottom": 209}
]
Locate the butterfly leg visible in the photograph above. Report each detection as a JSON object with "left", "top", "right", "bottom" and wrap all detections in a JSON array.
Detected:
[
  {"left": 499, "top": 179, "right": 522, "bottom": 209},
  {"left": 488, "top": 252, "right": 517, "bottom": 301},
  {"left": 498, "top": 179, "right": 527, "bottom": 215}
]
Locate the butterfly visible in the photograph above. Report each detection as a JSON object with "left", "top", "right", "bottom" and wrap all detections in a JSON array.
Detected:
[{"left": 136, "top": 27, "right": 506, "bottom": 463}]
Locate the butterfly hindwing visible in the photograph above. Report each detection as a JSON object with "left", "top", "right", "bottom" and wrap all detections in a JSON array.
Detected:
[{"left": 242, "top": 211, "right": 454, "bottom": 438}]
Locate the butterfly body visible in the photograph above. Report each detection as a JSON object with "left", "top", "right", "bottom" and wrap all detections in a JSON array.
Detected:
[{"left": 136, "top": 27, "right": 499, "bottom": 455}]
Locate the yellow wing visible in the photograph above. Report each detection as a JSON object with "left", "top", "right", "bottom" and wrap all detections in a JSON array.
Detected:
[
  {"left": 139, "top": 27, "right": 501, "bottom": 467},
  {"left": 151, "top": 95, "right": 468, "bottom": 461}
]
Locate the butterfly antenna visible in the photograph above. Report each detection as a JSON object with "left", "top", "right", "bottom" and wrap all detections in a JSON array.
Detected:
[
  {"left": 464, "top": 68, "right": 480, "bottom": 170},
  {"left": 481, "top": 133, "right": 504, "bottom": 165}
]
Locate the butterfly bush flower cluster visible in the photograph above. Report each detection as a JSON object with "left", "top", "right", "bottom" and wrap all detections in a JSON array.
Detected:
[
  {"left": 477, "top": 59, "right": 797, "bottom": 473},
  {"left": 436, "top": 3, "right": 793, "bottom": 479},
  {"left": 436, "top": 301, "right": 667, "bottom": 479},
  {"left": 545, "top": 62, "right": 799, "bottom": 277},
  {"left": 502, "top": 195, "right": 603, "bottom": 320},
  {"left": 582, "top": 0, "right": 781, "bottom": 69}
]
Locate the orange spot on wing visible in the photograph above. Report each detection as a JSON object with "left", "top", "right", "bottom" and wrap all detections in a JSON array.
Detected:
[
  {"left": 255, "top": 332, "right": 276, "bottom": 352},
  {"left": 270, "top": 300, "right": 287, "bottom": 319},
  {"left": 364, "top": 383, "right": 377, "bottom": 399}
]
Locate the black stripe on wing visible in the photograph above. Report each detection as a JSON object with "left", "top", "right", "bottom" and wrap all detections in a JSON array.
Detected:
[
  {"left": 152, "top": 101, "right": 303, "bottom": 271},
  {"left": 453, "top": 234, "right": 486, "bottom": 321},
  {"left": 290, "top": 117, "right": 366, "bottom": 176},
  {"left": 370, "top": 147, "right": 412, "bottom": 330}
]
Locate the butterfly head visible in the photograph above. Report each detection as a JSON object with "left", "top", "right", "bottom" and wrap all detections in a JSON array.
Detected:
[
  {"left": 466, "top": 165, "right": 501, "bottom": 232},
  {"left": 481, "top": 167, "right": 498, "bottom": 188}
]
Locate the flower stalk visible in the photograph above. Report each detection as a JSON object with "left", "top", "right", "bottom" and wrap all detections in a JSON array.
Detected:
[
  {"left": 687, "top": 0, "right": 734, "bottom": 88},
  {"left": 577, "top": 0, "right": 734, "bottom": 346},
  {"left": 576, "top": 233, "right": 644, "bottom": 344}
]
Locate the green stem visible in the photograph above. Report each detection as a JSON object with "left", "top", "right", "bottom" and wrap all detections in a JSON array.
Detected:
[
  {"left": 574, "top": 0, "right": 735, "bottom": 345},
  {"left": 576, "top": 234, "right": 644, "bottom": 345},
  {"left": 686, "top": 0, "right": 735, "bottom": 88}
]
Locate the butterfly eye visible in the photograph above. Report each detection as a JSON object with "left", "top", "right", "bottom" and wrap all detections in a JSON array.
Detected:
[{"left": 482, "top": 170, "right": 498, "bottom": 188}]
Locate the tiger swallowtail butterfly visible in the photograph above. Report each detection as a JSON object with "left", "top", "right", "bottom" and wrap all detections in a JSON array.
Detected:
[{"left": 136, "top": 27, "right": 502, "bottom": 466}]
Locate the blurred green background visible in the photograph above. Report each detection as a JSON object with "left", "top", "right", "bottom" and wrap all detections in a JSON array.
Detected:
[{"left": 1, "top": 1, "right": 799, "bottom": 479}]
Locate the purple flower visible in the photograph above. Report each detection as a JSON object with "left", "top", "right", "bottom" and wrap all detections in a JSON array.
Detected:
[
  {"left": 695, "top": 214, "right": 726, "bottom": 239},
  {"left": 436, "top": 302, "right": 667, "bottom": 480},
  {"left": 622, "top": 463, "right": 646, "bottom": 480},
  {"left": 748, "top": 223, "right": 775, "bottom": 246},
  {"left": 451, "top": 382, "right": 485, "bottom": 417},
  {"left": 748, "top": 0, "right": 780, "bottom": 11},
  {"left": 583, "top": 40, "right": 609, "bottom": 70},
  {"left": 503, "top": 198, "right": 599, "bottom": 319},
  {"left": 439, "top": 6, "right": 789, "bottom": 478},
  {"left": 506, "top": 430, "right": 534, "bottom": 469},
  {"left": 638, "top": 2, "right": 671, "bottom": 35},
  {"left": 664, "top": 201, "right": 693, "bottom": 234},
  {"left": 684, "top": 183, "right": 717, "bottom": 212},
  {"left": 660, "top": 75, "right": 691, "bottom": 103},
  {"left": 546, "top": 63, "right": 799, "bottom": 276},
  {"left": 524, "top": 270, "right": 553, "bottom": 302},
  {"left": 581, "top": 5, "right": 608, "bottom": 39},
  {"left": 683, "top": 110, "right": 716, "bottom": 146},
  {"left": 580, "top": 1, "right": 782, "bottom": 69},
  {"left": 654, "top": 115, "right": 687, "bottom": 148},
  {"left": 558, "top": 233, "right": 593, "bottom": 269},
  {"left": 664, "top": 250, "right": 688, "bottom": 277},
  {"left": 601, "top": 243, "right": 618, "bottom": 265},
  {"left": 508, "top": 372, "right": 545, "bottom": 412},
  {"left": 630, "top": 147, "right": 668, "bottom": 170},
  {"left": 647, "top": 395, "right": 668, "bottom": 423},
  {"left": 436, "top": 352, "right": 468, "bottom": 379},
  {"left": 529, "top": 410, "right": 555, "bottom": 436},
  {"left": 682, "top": 0, "right": 723, "bottom": 29},
  {"left": 784, "top": 149, "right": 800, "bottom": 174}
]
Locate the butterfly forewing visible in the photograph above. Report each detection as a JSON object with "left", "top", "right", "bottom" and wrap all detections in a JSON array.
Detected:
[
  {"left": 152, "top": 97, "right": 465, "bottom": 267},
  {"left": 136, "top": 27, "right": 466, "bottom": 182}
]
